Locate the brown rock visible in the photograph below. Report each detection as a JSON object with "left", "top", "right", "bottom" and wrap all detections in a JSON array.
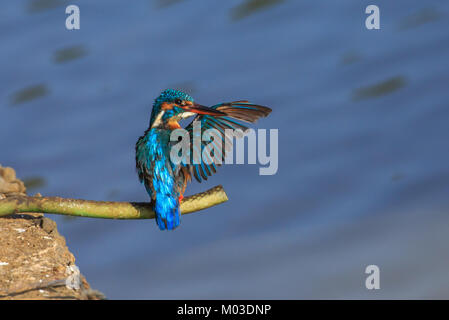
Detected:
[
  {"left": 0, "top": 165, "right": 104, "bottom": 299},
  {"left": 0, "top": 165, "right": 26, "bottom": 194}
]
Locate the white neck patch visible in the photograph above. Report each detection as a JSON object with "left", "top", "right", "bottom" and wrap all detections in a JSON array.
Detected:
[
  {"left": 181, "top": 111, "right": 196, "bottom": 119},
  {"left": 151, "top": 111, "right": 165, "bottom": 128}
]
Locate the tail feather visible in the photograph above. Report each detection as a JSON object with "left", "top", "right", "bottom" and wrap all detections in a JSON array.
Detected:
[{"left": 153, "top": 195, "right": 180, "bottom": 230}]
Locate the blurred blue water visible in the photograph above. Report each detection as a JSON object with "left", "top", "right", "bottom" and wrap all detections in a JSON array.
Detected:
[{"left": 1, "top": 0, "right": 449, "bottom": 298}]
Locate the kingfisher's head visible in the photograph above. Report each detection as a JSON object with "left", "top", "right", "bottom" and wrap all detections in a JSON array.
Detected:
[{"left": 149, "top": 89, "right": 225, "bottom": 129}]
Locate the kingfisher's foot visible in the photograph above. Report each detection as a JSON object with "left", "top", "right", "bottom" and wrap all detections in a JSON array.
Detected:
[{"left": 179, "top": 195, "right": 184, "bottom": 202}]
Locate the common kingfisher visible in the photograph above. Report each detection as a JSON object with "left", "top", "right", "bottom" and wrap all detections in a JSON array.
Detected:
[{"left": 135, "top": 89, "right": 271, "bottom": 230}]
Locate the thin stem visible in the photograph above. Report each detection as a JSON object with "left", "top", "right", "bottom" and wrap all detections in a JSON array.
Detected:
[{"left": 0, "top": 185, "right": 228, "bottom": 219}]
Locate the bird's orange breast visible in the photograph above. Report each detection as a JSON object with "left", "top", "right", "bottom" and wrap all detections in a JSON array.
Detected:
[{"left": 167, "top": 121, "right": 181, "bottom": 129}]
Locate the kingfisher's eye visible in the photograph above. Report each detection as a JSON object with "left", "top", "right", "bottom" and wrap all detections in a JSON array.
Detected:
[{"left": 174, "top": 99, "right": 183, "bottom": 105}]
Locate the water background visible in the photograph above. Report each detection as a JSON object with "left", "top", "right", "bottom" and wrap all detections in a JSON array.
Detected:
[{"left": 1, "top": 0, "right": 449, "bottom": 298}]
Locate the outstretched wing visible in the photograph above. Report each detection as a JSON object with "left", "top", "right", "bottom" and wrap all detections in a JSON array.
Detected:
[{"left": 181, "top": 101, "right": 271, "bottom": 182}]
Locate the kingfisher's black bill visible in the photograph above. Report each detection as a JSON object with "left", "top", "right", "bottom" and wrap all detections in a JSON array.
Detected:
[{"left": 182, "top": 103, "right": 226, "bottom": 116}]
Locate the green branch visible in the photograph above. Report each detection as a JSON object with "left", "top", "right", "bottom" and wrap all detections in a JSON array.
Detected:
[{"left": 0, "top": 185, "right": 228, "bottom": 219}]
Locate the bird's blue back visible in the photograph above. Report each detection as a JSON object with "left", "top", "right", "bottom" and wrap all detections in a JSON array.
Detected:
[{"left": 136, "top": 128, "right": 180, "bottom": 230}]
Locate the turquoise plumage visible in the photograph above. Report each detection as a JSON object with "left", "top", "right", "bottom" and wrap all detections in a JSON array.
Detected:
[{"left": 136, "top": 128, "right": 180, "bottom": 229}]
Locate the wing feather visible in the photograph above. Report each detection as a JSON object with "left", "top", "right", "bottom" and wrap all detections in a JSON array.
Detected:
[{"left": 181, "top": 101, "right": 271, "bottom": 182}]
